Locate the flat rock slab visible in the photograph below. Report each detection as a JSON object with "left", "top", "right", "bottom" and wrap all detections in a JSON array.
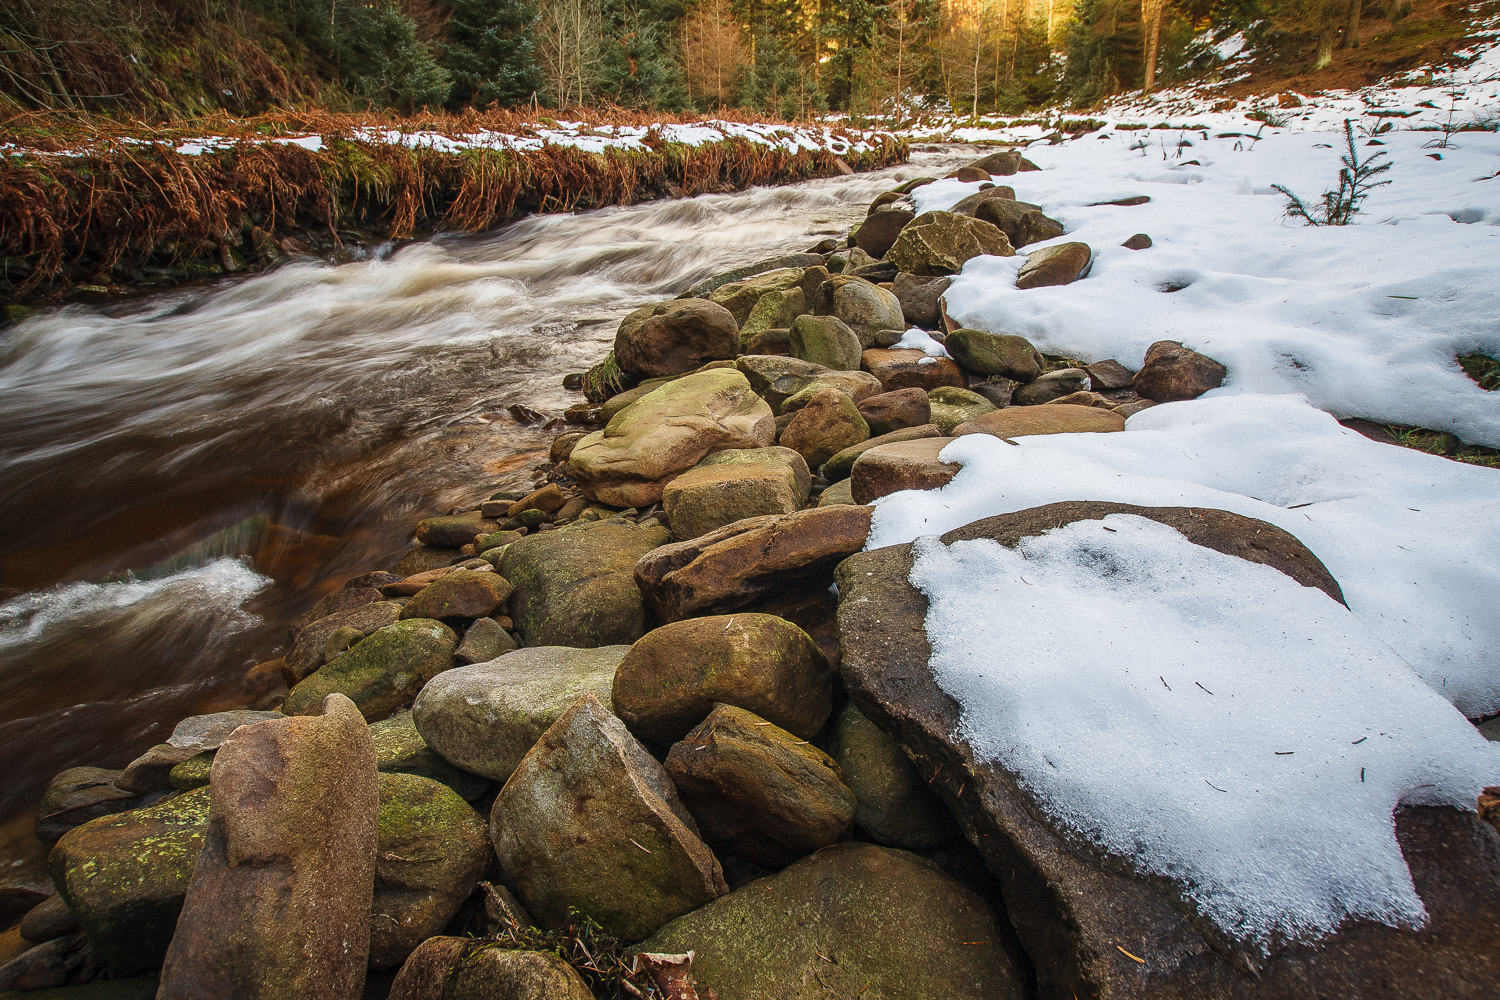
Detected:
[
  {"left": 835, "top": 501, "right": 1499, "bottom": 1000},
  {"left": 850, "top": 437, "right": 962, "bottom": 504},
  {"left": 862, "top": 348, "right": 967, "bottom": 392},
  {"left": 661, "top": 462, "right": 801, "bottom": 542},
  {"left": 954, "top": 404, "right": 1125, "bottom": 438}
]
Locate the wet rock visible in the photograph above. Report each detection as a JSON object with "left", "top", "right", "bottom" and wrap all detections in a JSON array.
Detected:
[
  {"left": 857, "top": 386, "right": 932, "bottom": 435},
  {"left": 966, "top": 150, "right": 1038, "bottom": 175},
  {"left": 853, "top": 208, "right": 914, "bottom": 258},
  {"left": 549, "top": 431, "right": 589, "bottom": 464},
  {"left": 287, "top": 600, "right": 405, "bottom": 683},
  {"left": 569, "top": 369, "right": 775, "bottom": 507},
  {"left": 155, "top": 694, "right": 378, "bottom": 1000},
  {"left": 635, "top": 506, "right": 874, "bottom": 622},
  {"left": 169, "top": 753, "right": 216, "bottom": 790},
  {"left": 416, "top": 514, "right": 500, "bottom": 549},
  {"left": 35, "top": 768, "right": 136, "bottom": 844},
  {"left": 505, "top": 485, "right": 567, "bottom": 519},
  {"left": 954, "top": 403, "right": 1125, "bottom": 438},
  {"left": 614, "top": 299, "right": 740, "bottom": 379},
  {"left": 491, "top": 694, "right": 727, "bottom": 939},
  {"left": 831, "top": 703, "right": 955, "bottom": 849},
  {"left": 823, "top": 424, "right": 942, "bottom": 482},
  {"left": 886, "top": 212, "right": 1013, "bottom": 277},
  {"left": 683, "top": 255, "right": 825, "bottom": 300},
  {"left": 891, "top": 273, "right": 952, "bottom": 328},
  {"left": 1015, "top": 242, "right": 1093, "bottom": 289},
  {"left": 693, "top": 446, "right": 811, "bottom": 506},
  {"left": 849, "top": 438, "right": 962, "bottom": 503},
  {"left": 949, "top": 187, "right": 1016, "bottom": 216},
  {"left": 734, "top": 355, "right": 827, "bottom": 403},
  {"left": 370, "top": 773, "right": 491, "bottom": 970},
  {"left": 825, "top": 247, "right": 878, "bottom": 273},
  {"left": 974, "top": 199, "right": 1066, "bottom": 248},
  {"left": 861, "top": 348, "right": 967, "bottom": 392},
  {"left": 1132, "top": 339, "right": 1228, "bottom": 401},
  {"left": 291, "top": 587, "right": 380, "bottom": 633},
  {"left": 1084, "top": 358, "right": 1137, "bottom": 390},
  {"left": 500, "top": 519, "right": 669, "bottom": 647},
  {"left": 612, "top": 614, "right": 832, "bottom": 746},
  {"left": 944, "top": 329, "right": 1045, "bottom": 381},
  {"left": 399, "top": 571, "right": 513, "bottom": 622},
  {"left": 789, "top": 314, "right": 861, "bottom": 371},
  {"left": 927, "top": 386, "right": 996, "bottom": 434},
  {"left": 777, "top": 370, "right": 883, "bottom": 414},
  {"left": 381, "top": 567, "right": 460, "bottom": 598},
  {"left": 283, "top": 619, "right": 458, "bottom": 722},
  {"left": 413, "top": 645, "right": 629, "bottom": 783},
  {"left": 370, "top": 711, "right": 490, "bottom": 800},
  {"left": 18, "top": 894, "right": 79, "bottom": 945},
  {"left": 1014, "top": 367, "right": 1090, "bottom": 405},
  {"left": 779, "top": 388, "right": 869, "bottom": 470},
  {"left": 1122, "top": 232, "right": 1153, "bottom": 250},
  {"left": 708, "top": 268, "right": 805, "bottom": 324},
  {"left": 641, "top": 843, "right": 1023, "bottom": 1000},
  {"left": 662, "top": 463, "right": 802, "bottom": 541},
  {"left": 739, "top": 287, "right": 805, "bottom": 347},
  {"left": 389, "top": 939, "right": 594, "bottom": 1000},
  {"left": 664, "top": 704, "right": 855, "bottom": 866},
  {"left": 454, "top": 616, "right": 516, "bottom": 664}
]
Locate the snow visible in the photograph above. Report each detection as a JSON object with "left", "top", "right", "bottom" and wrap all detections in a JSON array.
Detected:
[
  {"left": 868, "top": 393, "right": 1500, "bottom": 719},
  {"left": 910, "top": 512, "right": 1500, "bottom": 948},
  {"left": 892, "top": 327, "right": 950, "bottom": 356},
  {"left": 912, "top": 177, "right": 988, "bottom": 214}
]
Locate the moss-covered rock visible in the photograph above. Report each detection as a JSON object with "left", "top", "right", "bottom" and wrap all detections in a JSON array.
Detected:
[
  {"left": 692, "top": 445, "right": 811, "bottom": 506},
  {"left": 370, "top": 711, "right": 490, "bottom": 800},
  {"left": 779, "top": 387, "right": 869, "bottom": 470},
  {"left": 789, "top": 315, "right": 862, "bottom": 371},
  {"left": 943, "top": 329, "right": 1045, "bottom": 381},
  {"left": 398, "top": 571, "right": 513, "bottom": 622},
  {"left": 282, "top": 619, "right": 458, "bottom": 721},
  {"left": 886, "top": 211, "right": 1014, "bottom": 276},
  {"left": 927, "top": 385, "right": 997, "bottom": 434},
  {"left": 388, "top": 938, "right": 594, "bottom": 1000},
  {"left": 830, "top": 702, "right": 956, "bottom": 849},
  {"left": 661, "top": 463, "right": 802, "bottom": 541},
  {"left": 822, "top": 424, "right": 941, "bottom": 482}
]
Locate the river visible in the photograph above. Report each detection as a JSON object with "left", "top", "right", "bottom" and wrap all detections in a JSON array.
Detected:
[{"left": 0, "top": 145, "right": 976, "bottom": 844}]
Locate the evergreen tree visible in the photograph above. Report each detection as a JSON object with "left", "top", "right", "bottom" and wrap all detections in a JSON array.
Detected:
[
  {"left": 598, "top": 6, "right": 689, "bottom": 107},
  {"left": 443, "top": 0, "right": 544, "bottom": 108},
  {"left": 336, "top": 0, "right": 452, "bottom": 111}
]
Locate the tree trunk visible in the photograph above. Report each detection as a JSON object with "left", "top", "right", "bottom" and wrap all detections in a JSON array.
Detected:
[
  {"left": 1341, "top": 0, "right": 1361, "bottom": 49},
  {"left": 1142, "top": 0, "right": 1164, "bottom": 93},
  {"left": 1315, "top": 25, "right": 1334, "bottom": 68}
]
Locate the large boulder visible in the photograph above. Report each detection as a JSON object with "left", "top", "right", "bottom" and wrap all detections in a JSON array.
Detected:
[
  {"left": 286, "top": 600, "right": 405, "bottom": 683},
  {"left": 500, "top": 520, "right": 668, "bottom": 648},
  {"left": 664, "top": 704, "right": 856, "bottom": 866},
  {"left": 943, "top": 329, "right": 1044, "bottom": 381},
  {"left": 948, "top": 186, "right": 1016, "bottom": 216},
  {"left": 734, "top": 355, "right": 827, "bottom": 402},
  {"left": 953, "top": 404, "right": 1125, "bottom": 438},
  {"left": 966, "top": 150, "right": 1038, "bottom": 175},
  {"left": 1132, "top": 339, "right": 1228, "bottom": 401},
  {"left": 389, "top": 939, "right": 594, "bottom": 1000},
  {"left": 708, "top": 267, "right": 805, "bottom": 324},
  {"left": 34, "top": 767, "right": 138, "bottom": 844},
  {"left": 116, "top": 709, "right": 286, "bottom": 794},
  {"left": 789, "top": 314, "right": 861, "bottom": 371},
  {"left": 399, "top": 571, "right": 513, "bottom": 622},
  {"left": 779, "top": 388, "right": 870, "bottom": 470},
  {"left": 973, "top": 198, "right": 1066, "bottom": 248},
  {"left": 1015, "top": 242, "right": 1093, "bottom": 289},
  {"left": 823, "top": 424, "right": 942, "bottom": 482},
  {"left": 861, "top": 348, "right": 967, "bottom": 392},
  {"left": 491, "top": 694, "right": 727, "bottom": 940},
  {"left": 412, "top": 645, "right": 629, "bottom": 782},
  {"left": 885, "top": 212, "right": 1013, "bottom": 277},
  {"left": 568, "top": 369, "right": 775, "bottom": 507},
  {"left": 822, "top": 275, "right": 905, "bottom": 344},
  {"left": 283, "top": 619, "right": 458, "bottom": 722},
  {"left": 661, "top": 462, "right": 802, "bottom": 541},
  {"left": 853, "top": 208, "right": 915, "bottom": 258},
  {"left": 891, "top": 273, "right": 952, "bottom": 328},
  {"left": 692, "top": 446, "right": 811, "bottom": 506},
  {"left": 370, "top": 773, "right": 491, "bottom": 970},
  {"left": 683, "top": 255, "right": 825, "bottom": 299},
  {"left": 155, "top": 694, "right": 378, "bottom": 1000},
  {"left": 738, "top": 286, "right": 805, "bottom": 347},
  {"left": 827, "top": 503, "right": 1500, "bottom": 1000},
  {"left": 635, "top": 505, "right": 874, "bottom": 622},
  {"left": 640, "top": 843, "right": 1024, "bottom": 1000},
  {"left": 830, "top": 702, "right": 956, "bottom": 849},
  {"left": 857, "top": 386, "right": 932, "bottom": 435},
  {"left": 612, "top": 615, "right": 832, "bottom": 746},
  {"left": 614, "top": 299, "right": 740, "bottom": 379},
  {"left": 849, "top": 438, "right": 962, "bottom": 503}
]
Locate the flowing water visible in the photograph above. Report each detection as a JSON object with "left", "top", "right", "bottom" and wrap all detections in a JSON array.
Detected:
[{"left": 0, "top": 146, "right": 975, "bottom": 837}]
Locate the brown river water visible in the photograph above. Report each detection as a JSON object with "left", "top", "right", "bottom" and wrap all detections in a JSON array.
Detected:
[{"left": 0, "top": 146, "right": 978, "bottom": 844}]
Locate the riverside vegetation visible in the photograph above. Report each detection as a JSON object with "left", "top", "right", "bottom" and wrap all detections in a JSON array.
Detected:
[{"left": 2, "top": 145, "right": 1498, "bottom": 1000}]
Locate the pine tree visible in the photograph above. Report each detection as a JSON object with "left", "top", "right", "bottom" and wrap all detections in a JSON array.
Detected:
[
  {"left": 335, "top": 0, "right": 452, "bottom": 111},
  {"left": 442, "top": 0, "right": 544, "bottom": 109}
]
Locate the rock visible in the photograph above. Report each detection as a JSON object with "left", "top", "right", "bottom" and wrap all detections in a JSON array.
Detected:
[
  {"left": 831, "top": 703, "right": 955, "bottom": 849},
  {"left": 282, "top": 619, "right": 458, "bottom": 722},
  {"left": 832, "top": 503, "right": 1486, "bottom": 1000},
  {"left": 819, "top": 480, "right": 857, "bottom": 506},
  {"left": 370, "top": 773, "right": 491, "bottom": 970},
  {"left": 954, "top": 403, "right": 1125, "bottom": 438},
  {"left": 116, "top": 710, "right": 285, "bottom": 794},
  {"left": 491, "top": 694, "right": 727, "bottom": 939},
  {"left": 0, "top": 935, "right": 86, "bottom": 993},
  {"left": 1115, "top": 399, "right": 1158, "bottom": 418},
  {"left": 399, "top": 571, "right": 513, "bottom": 622},
  {"left": 662, "top": 463, "right": 802, "bottom": 541},
  {"left": 776, "top": 370, "right": 883, "bottom": 414},
  {"left": 35, "top": 768, "right": 137, "bottom": 844},
  {"left": 635, "top": 505, "right": 873, "bottom": 622},
  {"left": 1015, "top": 242, "right": 1093, "bottom": 289},
  {"left": 944, "top": 329, "right": 1045, "bottom": 381},
  {"left": 1084, "top": 358, "right": 1136, "bottom": 390},
  {"left": 970, "top": 377, "right": 1018, "bottom": 407},
  {"left": 853, "top": 208, "right": 914, "bottom": 258},
  {"left": 739, "top": 287, "right": 805, "bottom": 347},
  {"left": 891, "top": 273, "right": 952, "bottom": 328},
  {"left": 1122, "top": 232, "right": 1153, "bottom": 250},
  {"left": 885, "top": 212, "right": 1013, "bottom": 277},
  {"left": 823, "top": 276, "right": 905, "bottom": 344},
  {"left": 788, "top": 314, "right": 861, "bottom": 370},
  {"left": 1049, "top": 390, "right": 1119, "bottom": 409},
  {"left": 505, "top": 485, "right": 567, "bottom": 519},
  {"left": 1132, "top": 339, "right": 1228, "bottom": 401},
  {"left": 612, "top": 615, "right": 832, "bottom": 746},
  {"left": 641, "top": 843, "right": 1023, "bottom": 1000},
  {"left": 823, "top": 424, "right": 942, "bottom": 481},
  {"left": 861, "top": 348, "right": 967, "bottom": 392},
  {"left": 169, "top": 753, "right": 215, "bottom": 790},
  {"left": 454, "top": 616, "right": 516, "bottom": 664},
  {"left": 291, "top": 587, "right": 380, "bottom": 632},
  {"left": 500, "top": 519, "right": 669, "bottom": 647},
  {"left": 826, "top": 247, "right": 878, "bottom": 273},
  {"left": 18, "top": 894, "right": 79, "bottom": 945},
  {"left": 568, "top": 369, "right": 775, "bottom": 507},
  {"left": 155, "top": 694, "right": 378, "bottom": 1000},
  {"left": 947, "top": 165, "right": 991, "bottom": 182},
  {"left": 1014, "top": 367, "right": 1090, "bottom": 405},
  {"left": 927, "top": 386, "right": 997, "bottom": 433},
  {"left": 388, "top": 939, "right": 594, "bottom": 1000},
  {"left": 948, "top": 187, "right": 1016, "bottom": 216},
  {"left": 683, "top": 255, "right": 825, "bottom": 300},
  {"left": 287, "top": 601, "right": 405, "bottom": 682},
  {"left": 416, "top": 514, "right": 499, "bottom": 549},
  {"left": 413, "top": 645, "right": 629, "bottom": 782},
  {"left": 393, "top": 544, "right": 459, "bottom": 577},
  {"left": 734, "top": 355, "right": 827, "bottom": 402},
  {"left": 856, "top": 386, "right": 932, "bottom": 436},
  {"left": 973, "top": 199, "right": 1066, "bottom": 248},
  {"left": 849, "top": 438, "right": 962, "bottom": 503},
  {"left": 693, "top": 446, "right": 811, "bottom": 506},
  {"left": 708, "top": 268, "right": 805, "bottom": 324},
  {"left": 664, "top": 704, "right": 856, "bottom": 866},
  {"left": 966, "top": 149, "right": 1037, "bottom": 175},
  {"left": 382, "top": 567, "right": 459, "bottom": 598},
  {"left": 370, "top": 711, "right": 490, "bottom": 800},
  {"left": 614, "top": 299, "right": 740, "bottom": 379},
  {"left": 549, "top": 431, "right": 590, "bottom": 464},
  {"left": 779, "top": 388, "right": 869, "bottom": 469}
]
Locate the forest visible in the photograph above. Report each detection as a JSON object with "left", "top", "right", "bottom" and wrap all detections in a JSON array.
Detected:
[{"left": 0, "top": 0, "right": 1456, "bottom": 119}]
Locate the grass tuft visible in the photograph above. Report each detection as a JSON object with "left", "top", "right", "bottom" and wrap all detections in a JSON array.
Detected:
[{"left": 1458, "top": 352, "right": 1500, "bottom": 392}]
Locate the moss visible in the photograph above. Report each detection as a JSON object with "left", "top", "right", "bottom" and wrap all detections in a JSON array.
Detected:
[
  {"left": 282, "top": 618, "right": 457, "bottom": 721},
  {"left": 1459, "top": 352, "right": 1500, "bottom": 392},
  {"left": 168, "top": 751, "right": 215, "bottom": 790}
]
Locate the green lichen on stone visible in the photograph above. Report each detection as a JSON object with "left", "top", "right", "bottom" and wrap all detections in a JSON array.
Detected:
[{"left": 282, "top": 618, "right": 457, "bottom": 721}]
